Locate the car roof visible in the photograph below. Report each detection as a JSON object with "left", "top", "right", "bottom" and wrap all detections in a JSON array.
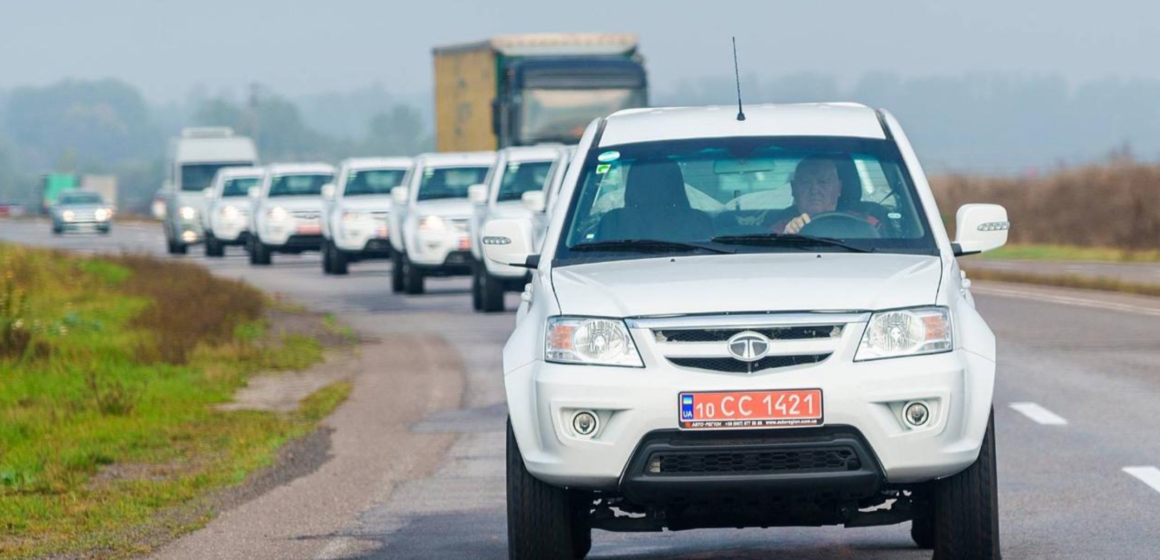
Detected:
[
  {"left": 415, "top": 151, "right": 497, "bottom": 168},
  {"left": 500, "top": 145, "right": 568, "bottom": 163},
  {"left": 265, "top": 163, "right": 336, "bottom": 175},
  {"left": 216, "top": 166, "right": 265, "bottom": 179},
  {"left": 598, "top": 103, "right": 887, "bottom": 147},
  {"left": 341, "top": 157, "right": 414, "bottom": 171}
]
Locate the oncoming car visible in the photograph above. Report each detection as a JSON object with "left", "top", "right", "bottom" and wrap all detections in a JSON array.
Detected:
[
  {"left": 247, "top": 163, "right": 335, "bottom": 266},
  {"left": 202, "top": 166, "right": 264, "bottom": 257},
  {"left": 482, "top": 104, "right": 1009, "bottom": 560},
  {"left": 50, "top": 191, "right": 113, "bottom": 235},
  {"left": 321, "top": 158, "right": 412, "bottom": 275}
]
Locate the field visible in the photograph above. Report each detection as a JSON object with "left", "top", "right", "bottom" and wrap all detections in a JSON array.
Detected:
[{"left": 0, "top": 244, "right": 345, "bottom": 559}]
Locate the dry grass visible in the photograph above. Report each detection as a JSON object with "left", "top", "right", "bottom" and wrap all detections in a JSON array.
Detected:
[{"left": 931, "top": 157, "right": 1160, "bottom": 250}]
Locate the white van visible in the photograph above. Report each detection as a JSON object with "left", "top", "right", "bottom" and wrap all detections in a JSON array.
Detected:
[{"left": 162, "top": 128, "right": 258, "bottom": 254}]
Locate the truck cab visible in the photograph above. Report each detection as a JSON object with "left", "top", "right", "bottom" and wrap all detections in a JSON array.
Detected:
[
  {"left": 388, "top": 152, "right": 496, "bottom": 294},
  {"left": 321, "top": 157, "right": 413, "bottom": 275},
  {"left": 469, "top": 145, "right": 570, "bottom": 312},
  {"left": 162, "top": 128, "right": 258, "bottom": 254}
]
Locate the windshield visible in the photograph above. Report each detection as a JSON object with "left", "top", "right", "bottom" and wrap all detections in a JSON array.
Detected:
[
  {"left": 519, "top": 89, "right": 645, "bottom": 144},
  {"left": 58, "top": 192, "right": 103, "bottom": 205},
  {"left": 416, "top": 166, "right": 490, "bottom": 202},
  {"left": 345, "top": 168, "right": 408, "bottom": 196},
  {"left": 268, "top": 174, "right": 333, "bottom": 197},
  {"left": 557, "top": 136, "right": 936, "bottom": 264},
  {"left": 496, "top": 161, "right": 555, "bottom": 202},
  {"left": 182, "top": 163, "right": 251, "bottom": 192},
  {"left": 222, "top": 177, "right": 259, "bottom": 197}
]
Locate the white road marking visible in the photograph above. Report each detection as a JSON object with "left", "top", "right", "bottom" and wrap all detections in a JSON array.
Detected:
[
  {"left": 972, "top": 285, "right": 1160, "bottom": 319},
  {"left": 1009, "top": 402, "right": 1068, "bottom": 425},
  {"left": 1123, "top": 467, "right": 1160, "bottom": 495}
]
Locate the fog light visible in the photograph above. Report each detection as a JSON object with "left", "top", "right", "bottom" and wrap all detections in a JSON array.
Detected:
[
  {"left": 572, "top": 411, "right": 598, "bottom": 437},
  {"left": 904, "top": 401, "right": 930, "bottom": 428}
]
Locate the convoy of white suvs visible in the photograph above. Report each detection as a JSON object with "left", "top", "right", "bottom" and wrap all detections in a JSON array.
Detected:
[{"left": 152, "top": 98, "right": 1009, "bottom": 560}]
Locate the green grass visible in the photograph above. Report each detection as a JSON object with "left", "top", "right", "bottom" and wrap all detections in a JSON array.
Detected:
[
  {"left": 980, "top": 243, "right": 1160, "bottom": 263},
  {"left": 0, "top": 244, "right": 343, "bottom": 559}
]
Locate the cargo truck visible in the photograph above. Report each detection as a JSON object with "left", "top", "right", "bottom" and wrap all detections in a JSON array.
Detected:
[
  {"left": 433, "top": 33, "right": 648, "bottom": 152},
  {"left": 39, "top": 173, "right": 79, "bottom": 213}
]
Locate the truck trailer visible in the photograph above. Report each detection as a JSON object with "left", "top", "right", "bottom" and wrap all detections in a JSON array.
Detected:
[{"left": 433, "top": 33, "right": 648, "bottom": 152}]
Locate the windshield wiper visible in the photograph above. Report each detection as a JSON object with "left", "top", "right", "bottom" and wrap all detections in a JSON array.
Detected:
[
  {"left": 710, "top": 233, "right": 873, "bottom": 253},
  {"left": 570, "top": 239, "right": 733, "bottom": 255}
]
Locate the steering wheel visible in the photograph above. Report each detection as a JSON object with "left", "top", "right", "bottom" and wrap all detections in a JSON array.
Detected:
[{"left": 799, "top": 212, "right": 881, "bottom": 239}]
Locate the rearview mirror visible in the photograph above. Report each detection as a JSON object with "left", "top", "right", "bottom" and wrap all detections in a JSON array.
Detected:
[
  {"left": 391, "top": 186, "right": 409, "bottom": 206},
  {"left": 468, "top": 184, "right": 488, "bottom": 205},
  {"left": 521, "top": 191, "right": 546, "bottom": 213},
  {"left": 481, "top": 218, "right": 536, "bottom": 269},
  {"left": 321, "top": 184, "right": 336, "bottom": 200},
  {"left": 953, "top": 204, "right": 1009, "bottom": 256},
  {"left": 248, "top": 186, "right": 260, "bottom": 199}
]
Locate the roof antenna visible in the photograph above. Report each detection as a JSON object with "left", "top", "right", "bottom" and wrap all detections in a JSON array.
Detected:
[{"left": 732, "top": 37, "right": 746, "bottom": 121}]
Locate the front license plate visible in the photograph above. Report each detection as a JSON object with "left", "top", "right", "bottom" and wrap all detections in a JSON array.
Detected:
[
  {"left": 679, "top": 389, "right": 823, "bottom": 430},
  {"left": 296, "top": 224, "right": 320, "bottom": 235},
  {"left": 458, "top": 237, "right": 471, "bottom": 250}
]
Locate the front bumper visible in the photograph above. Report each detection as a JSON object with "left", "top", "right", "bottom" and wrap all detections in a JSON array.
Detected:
[
  {"left": 507, "top": 348, "right": 995, "bottom": 491},
  {"left": 211, "top": 215, "right": 250, "bottom": 243},
  {"left": 334, "top": 220, "right": 391, "bottom": 253},
  {"left": 58, "top": 219, "right": 111, "bottom": 231},
  {"left": 409, "top": 227, "right": 472, "bottom": 268}
]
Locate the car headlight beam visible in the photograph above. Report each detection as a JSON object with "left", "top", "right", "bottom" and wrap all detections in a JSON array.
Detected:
[
  {"left": 94, "top": 208, "right": 112, "bottom": 221},
  {"left": 546, "top": 316, "right": 643, "bottom": 367},
  {"left": 855, "top": 306, "right": 952, "bottom": 361},
  {"left": 418, "top": 215, "right": 445, "bottom": 231},
  {"left": 267, "top": 206, "right": 289, "bottom": 221}
]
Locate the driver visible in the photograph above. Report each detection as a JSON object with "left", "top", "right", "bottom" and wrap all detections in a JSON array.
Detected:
[{"left": 768, "top": 155, "right": 880, "bottom": 234}]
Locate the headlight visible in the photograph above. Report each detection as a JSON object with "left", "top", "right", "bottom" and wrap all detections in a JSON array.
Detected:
[
  {"left": 418, "top": 215, "right": 445, "bottom": 231},
  {"left": 855, "top": 306, "right": 952, "bottom": 361},
  {"left": 343, "top": 211, "right": 369, "bottom": 222},
  {"left": 179, "top": 206, "right": 197, "bottom": 220},
  {"left": 220, "top": 205, "right": 241, "bottom": 219},
  {"left": 94, "top": 208, "right": 112, "bottom": 221},
  {"left": 267, "top": 206, "right": 289, "bottom": 221},
  {"left": 62, "top": 210, "right": 75, "bottom": 222},
  {"left": 546, "top": 316, "right": 643, "bottom": 367}
]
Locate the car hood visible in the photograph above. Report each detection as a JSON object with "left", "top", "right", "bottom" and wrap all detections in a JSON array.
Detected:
[
  {"left": 551, "top": 253, "right": 943, "bottom": 317},
  {"left": 411, "top": 198, "right": 473, "bottom": 218},
  {"left": 266, "top": 197, "right": 321, "bottom": 211},
  {"left": 339, "top": 195, "right": 393, "bottom": 212}
]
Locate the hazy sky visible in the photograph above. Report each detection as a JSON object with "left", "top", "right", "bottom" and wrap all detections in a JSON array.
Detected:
[{"left": 2, "top": 0, "right": 1157, "bottom": 101}]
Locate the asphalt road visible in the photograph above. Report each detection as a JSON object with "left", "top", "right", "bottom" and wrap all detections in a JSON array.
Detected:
[{"left": 4, "top": 219, "right": 1160, "bottom": 559}]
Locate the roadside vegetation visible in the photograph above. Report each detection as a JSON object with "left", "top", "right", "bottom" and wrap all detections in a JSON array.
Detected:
[
  {"left": 0, "top": 243, "right": 342, "bottom": 559},
  {"left": 978, "top": 244, "right": 1160, "bottom": 263}
]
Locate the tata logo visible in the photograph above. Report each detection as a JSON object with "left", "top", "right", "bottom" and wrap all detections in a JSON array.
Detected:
[{"left": 727, "top": 331, "right": 770, "bottom": 363}]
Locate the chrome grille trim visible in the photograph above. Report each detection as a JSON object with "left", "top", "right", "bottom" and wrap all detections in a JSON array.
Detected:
[{"left": 626, "top": 312, "right": 869, "bottom": 330}]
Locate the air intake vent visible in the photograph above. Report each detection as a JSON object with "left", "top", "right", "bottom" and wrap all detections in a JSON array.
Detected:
[
  {"left": 647, "top": 446, "right": 861, "bottom": 475},
  {"left": 668, "top": 354, "right": 830, "bottom": 373}
]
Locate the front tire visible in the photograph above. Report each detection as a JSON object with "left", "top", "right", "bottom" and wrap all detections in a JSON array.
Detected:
[
  {"left": 249, "top": 237, "right": 272, "bottom": 265},
  {"left": 507, "top": 419, "right": 590, "bottom": 560},
  {"left": 331, "top": 242, "right": 349, "bottom": 275},
  {"left": 471, "top": 261, "right": 484, "bottom": 311},
  {"left": 480, "top": 267, "right": 505, "bottom": 313},
  {"left": 402, "top": 254, "right": 424, "bottom": 295},
  {"left": 205, "top": 233, "right": 224, "bottom": 257},
  {"left": 933, "top": 410, "right": 1001, "bottom": 560},
  {"left": 322, "top": 240, "right": 334, "bottom": 274},
  {"left": 390, "top": 250, "right": 405, "bottom": 293}
]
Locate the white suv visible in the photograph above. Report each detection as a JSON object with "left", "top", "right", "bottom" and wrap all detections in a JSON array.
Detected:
[
  {"left": 468, "top": 145, "right": 570, "bottom": 312},
  {"left": 388, "top": 152, "right": 495, "bottom": 294},
  {"left": 247, "top": 163, "right": 335, "bottom": 266},
  {"left": 482, "top": 104, "right": 1009, "bottom": 560},
  {"left": 202, "top": 166, "right": 264, "bottom": 257},
  {"left": 320, "top": 157, "right": 413, "bottom": 275}
]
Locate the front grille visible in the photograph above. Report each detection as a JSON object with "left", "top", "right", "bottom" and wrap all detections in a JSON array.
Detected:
[
  {"left": 669, "top": 354, "right": 830, "bottom": 373},
  {"left": 647, "top": 446, "right": 861, "bottom": 475},
  {"left": 371, "top": 211, "right": 390, "bottom": 221},
  {"left": 449, "top": 218, "right": 470, "bottom": 232},
  {"left": 291, "top": 210, "right": 320, "bottom": 220},
  {"left": 656, "top": 326, "right": 841, "bottom": 343}
]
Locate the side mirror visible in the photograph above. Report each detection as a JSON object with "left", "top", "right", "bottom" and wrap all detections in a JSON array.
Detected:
[
  {"left": 203, "top": 187, "right": 215, "bottom": 199},
  {"left": 248, "top": 186, "right": 261, "bottom": 199},
  {"left": 321, "top": 184, "right": 336, "bottom": 200},
  {"left": 953, "top": 204, "right": 1009, "bottom": 256},
  {"left": 391, "top": 186, "right": 409, "bottom": 206},
  {"left": 151, "top": 193, "right": 167, "bottom": 220},
  {"left": 521, "top": 191, "right": 546, "bottom": 213},
  {"left": 481, "top": 218, "right": 536, "bottom": 268},
  {"left": 468, "top": 184, "right": 489, "bottom": 205}
]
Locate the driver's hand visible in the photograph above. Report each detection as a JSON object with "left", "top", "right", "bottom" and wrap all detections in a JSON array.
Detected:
[{"left": 784, "top": 213, "right": 811, "bottom": 234}]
